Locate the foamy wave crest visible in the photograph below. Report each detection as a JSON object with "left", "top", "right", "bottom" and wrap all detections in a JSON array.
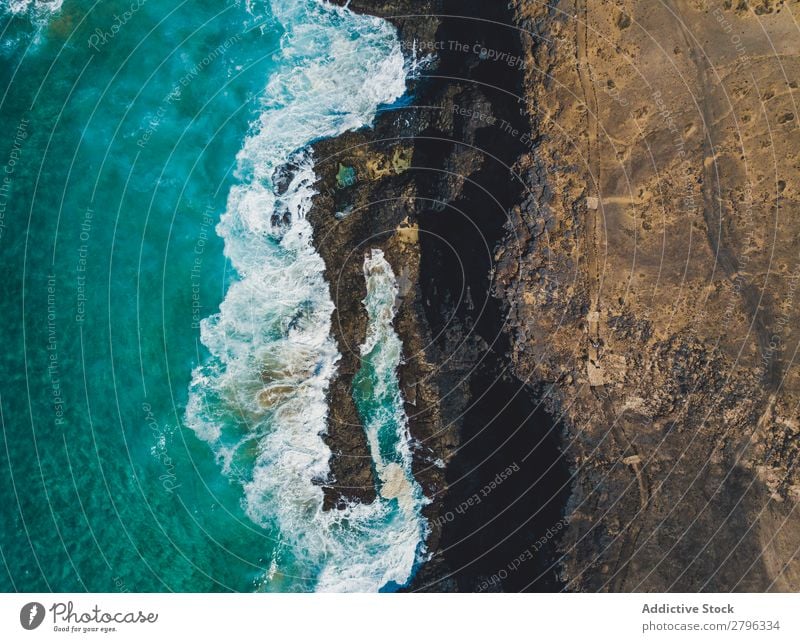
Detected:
[
  {"left": 313, "top": 250, "right": 430, "bottom": 592},
  {"left": 1, "top": 0, "right": 62, "bottom": 52},
  {"left": 3, "top": 0, "right": 63, "bottom": 18},
  {"left": 355, "top": 248, "right": 430, "bottom": 554},
  {"left": 185, "top": 0, "right": 424, "bottom": 592}
]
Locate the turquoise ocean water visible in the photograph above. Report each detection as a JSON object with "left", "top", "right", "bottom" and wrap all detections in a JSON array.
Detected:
[{"left": 0, "top": 0, "right": 426, "bottom": 592}]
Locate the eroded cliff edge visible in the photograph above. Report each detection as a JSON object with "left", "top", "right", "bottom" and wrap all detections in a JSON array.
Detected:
[
  {"left": 499, "top": 0, "right": 800, "bottom": 591},
  {"left": 310, "top": 0, "right": 800, "bottom": 591}
]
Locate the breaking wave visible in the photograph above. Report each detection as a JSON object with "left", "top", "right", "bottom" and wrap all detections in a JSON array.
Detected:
[
  {"left": 185, "top": 0, "right": 426, "bottom": 592},
  {"left": 2, "top": 0, "right": 63, "bottom": 18}
]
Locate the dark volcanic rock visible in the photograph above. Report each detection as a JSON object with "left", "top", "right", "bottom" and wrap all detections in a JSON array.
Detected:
[
  {"left": 308, "top": 0, "right": 572, "bottom": 590},
  {"left": 312, "top": 0, "right": 800, "bottom": 592}
]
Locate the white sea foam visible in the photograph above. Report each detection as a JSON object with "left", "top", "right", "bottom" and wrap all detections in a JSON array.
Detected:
[
  {"left": 1, "top": 0, "right": 63, "bottom": 52},
  {"left": 185, "top": 0, "right": 425, "bottom": 592},
  {"left": 3, "top": 0, "right": 62, "bottom": 18},
  {"left": 358, "top": 248, "right": 429, "bottom": 537}
]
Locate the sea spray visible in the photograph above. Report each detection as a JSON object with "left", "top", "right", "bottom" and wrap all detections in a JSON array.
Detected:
[
  {"left": 1, "top": 0, "right": 64, "bottom": 53},
  {"left": 185, "top": 0, "right": 426, "bottom": 591},
  {"left": 353, "top": 249, "right": 429, "bottom": 560},
  {"left": 3, "top": 0, "right": 63, "bottom": 17}
]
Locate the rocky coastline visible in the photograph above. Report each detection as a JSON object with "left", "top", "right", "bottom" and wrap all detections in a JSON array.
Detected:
[
  {"left": 308, "top": 0, "right": 572, "bottom": 591},
  {"left": 310, "top": 0, "right": 800, "bottom": 592}
]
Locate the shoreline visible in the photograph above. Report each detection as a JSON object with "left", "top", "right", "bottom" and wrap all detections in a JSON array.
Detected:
[{"left": 310, "top": 0, "right": 572, "bottom": 591}]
